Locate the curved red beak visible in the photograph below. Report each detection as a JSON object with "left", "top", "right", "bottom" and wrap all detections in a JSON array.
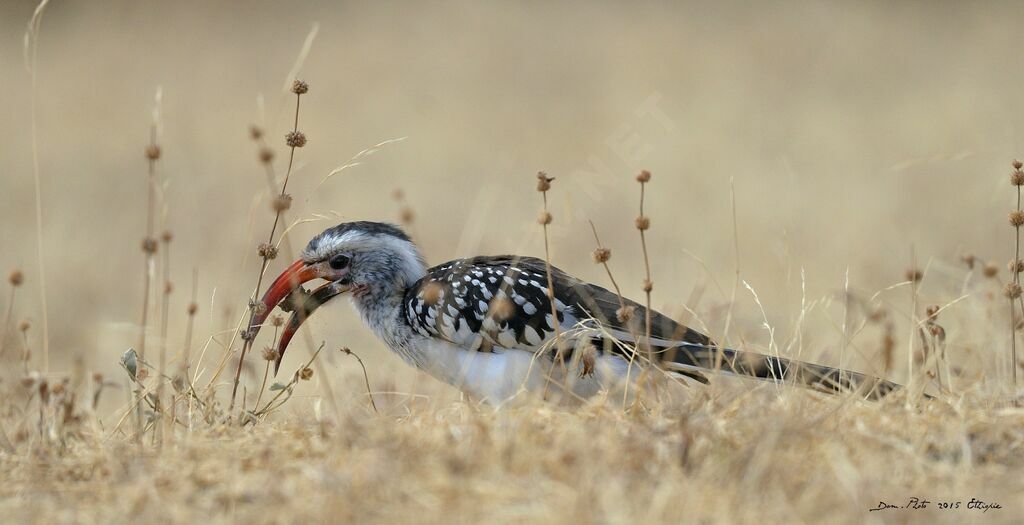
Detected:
[{"left": 247, "top": 258, "right": 349, "bottom": 374}]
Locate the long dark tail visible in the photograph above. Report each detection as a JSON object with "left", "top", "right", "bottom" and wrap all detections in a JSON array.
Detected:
[{"left": 660, "top": 342, "right": 902, "bottom": 400}]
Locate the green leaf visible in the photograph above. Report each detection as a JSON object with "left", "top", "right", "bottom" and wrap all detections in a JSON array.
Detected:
[
  {"left": 121, "top": 348, "right": 138, "bottom": 381},
  {"left": 269, "top": 382, "right": 288, "bottom": 391}
]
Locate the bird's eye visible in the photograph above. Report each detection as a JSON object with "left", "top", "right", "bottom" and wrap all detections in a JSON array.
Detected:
[{"left": 329, "top": 254, "right": 351, "bottom": 270}]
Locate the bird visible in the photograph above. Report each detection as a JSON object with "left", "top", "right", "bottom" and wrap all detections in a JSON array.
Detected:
[{"left": 247, "top": 221, "right": 901, "bottom": 403}]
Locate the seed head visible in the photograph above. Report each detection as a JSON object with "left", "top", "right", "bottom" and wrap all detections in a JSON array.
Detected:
[
  {"left": 8, "top": 270, "right": 24, "bottom": 287},
  {"left": 187, "top": 302, "right": 198, "bottom": 315},
  {"left": 904, "top": 268, "right": 923, "bottom": 283},
  {"left": 1010, "top": 211, "right": 1024, "bottom": 227},
  {"left": 258, "top": 242, "right": 279, "bottom": 260},
  {"left": 285, "top": 131, "right": 307, "bottom": 148},
  {"left": 145, "top": 144, "right": 161, "bottom": 161},
  {"left": 538, "top": 211, "right": 553, "bottom": 225},
  {"left": 141, "top": 237, "right": 158, "bottom": 254},
  {"left": 635, "top": 216, "right": 651, "bottom": 231},
  {"left": 489, "top": 297, "right": 514, "bottom": 321},
  {"left": 536, "top": 171, "right": 554, "bottom": 192},
  {"left": 642, "top": 279, "right": 653, "bottom": 293},
  {"left": 299, "top": 366, "right": 314, "bottom": 381},
  {"left": 259, "top": 147, "right": 275, "bottom": 164},
  {"left": 272, "top": 194, "right": 293, "bottom": 213},
  {"left": 18, "top": 319, "right": 30, "bottom": 332},
  {"left": 636, "top": 170, "right": 651, "bottom": 183},
  {"left": 592, "top": 247, "right": 611, "bottom": 263},
  {"left": 399, "top": 207, "right": 415, "bottom": 225},
  {"left": 161, "top": 230, "right": 173, "bottom": 243},
  {"left": 960, "top": 253, "right": 976, "bottom": 269},
  {"left": 1005, "top": 282, "right": 1022, "bottom": 299},
  {"left": 136, "top": 368, "right": 150, "bottom": 381},
  {"left": 250, "top": 300, "right": 268, "bottom": 317},
  {"left": 1011, "top": 171, "right": 1024, "bottom": 186},
  {"left": 291, "top": 79, "right": 309, "bottom": 95},
  {"left": 1015, "top": 160, "right": 1023, "bottom": 170},
  {"left": 616, "top": 306, "right": 636, "bottom": 323},
  {"left": 262, "top": 347, "right": 280, "bottom": 362},
  {"left": 1009, "top": 259, "right": 1024, "bottom": 274},
  {"left": 983, "top": 262, "right": 999, "bottom": 278},
  {"left": 271, "top": 314, "right": 285, "bottom": 327},
  {"left": 925, "top": 305, "right": 940, "bottom": 321},
  {"left": 422, "top": 282, "right": 443, "bottom": 305},
  {"left": 164, "top": 281, "right": 173, "bottom": 294},
  {"left": 249, "top": 125, "right": 264, "bottom": 140}
]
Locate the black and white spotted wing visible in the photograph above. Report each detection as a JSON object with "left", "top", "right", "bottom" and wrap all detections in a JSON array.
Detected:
[{"left": 402, "top": 255, "right": 712, "bottom": 358}]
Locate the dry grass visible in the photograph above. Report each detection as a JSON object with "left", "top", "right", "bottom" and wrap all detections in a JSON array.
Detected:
[{"left": 2, "top": 1, "right": 1024, "bottom": 523}]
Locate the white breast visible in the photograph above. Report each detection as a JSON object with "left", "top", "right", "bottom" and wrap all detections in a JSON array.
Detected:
[{"left": 403, "top": 334, "right": 637, "bottom": 403}]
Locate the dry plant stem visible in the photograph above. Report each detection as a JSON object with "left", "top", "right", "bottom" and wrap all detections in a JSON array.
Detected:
[
  {"left": 254, "top": 326, "right": 279, "bottom": 409},
  {"left": 588, "top": 222, "right": 646, "bottom": 407},
  {"left": 1012, "top": 183, "right": 1021, "bottom": 388},
  {"left": 0, "top": 287, "right": 16, "bottom": 358},
  {"left": 252, "top": 342, "right": 325, "bottom": 419},
  {"left": 26, "top": 2, "right": 50, "bottom": 374},
  {"left": 231, "top": 92, "right": 303, "bottom": 412},
  {"left": 536, "top": 180, "right": 568, "bottom": 401},
  {"left": 156, "top": 237, "right": 171, "bottom": 447},
  {"left": 638, "top": 181, "right": 654, "bottom": 371},
  {"left": 135, "top": 124, "right": 159, "bottom": 443},
  {"left": 343, "top": 348, "right": 379, "bottom": 414}
]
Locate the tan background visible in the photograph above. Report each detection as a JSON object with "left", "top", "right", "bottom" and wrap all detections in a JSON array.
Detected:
[{"left": 1, "top": 1, "right": 1021, "bottom": 400}]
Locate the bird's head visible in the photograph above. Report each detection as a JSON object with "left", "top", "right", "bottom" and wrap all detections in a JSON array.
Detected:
[{"left": 248, "top": 221, "right": 425, "bottom": 371}]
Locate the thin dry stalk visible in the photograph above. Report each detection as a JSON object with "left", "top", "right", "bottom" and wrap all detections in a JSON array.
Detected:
[
  {"left": 0, "top": 273, "right": 21, "bottom": 358},
  {"left": 1009, "top": 160, "right": 1023, "bottom": 388},
  {"left": 24, "top": 0, "right": 51, "bottom": 373},
  {"left": 535, "top": 172, "right": 569, "bottom": 397},
  {"left": 156, "top": 231, "right": 172, "bottom": 446},
  {"left": 135, "top": 122, "right": 160, "bottom": 442},
  {"left": 231, "top": 80, "right": 308, "bottom": 412},
  {"left": 340, "top": 347, "right": 379, "bottom": 414},
  {"left": 635, "top": 171, "right": 655, "bottom": 371}
]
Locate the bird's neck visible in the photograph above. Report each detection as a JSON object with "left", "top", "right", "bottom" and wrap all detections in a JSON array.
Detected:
[{"left": 352, "top": 283, "right": 411, "bottom": 347}]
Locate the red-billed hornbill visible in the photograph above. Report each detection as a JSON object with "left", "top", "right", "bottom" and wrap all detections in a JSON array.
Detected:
[{"left": 248, "top": 221, "right": 900, "bottom": 402}]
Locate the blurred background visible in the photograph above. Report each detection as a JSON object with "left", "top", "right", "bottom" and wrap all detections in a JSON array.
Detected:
[{"left": 2, "top": 0, "right": 1023, "bottom": 409}]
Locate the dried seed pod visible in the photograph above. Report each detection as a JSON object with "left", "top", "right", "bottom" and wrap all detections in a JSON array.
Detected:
[
  {"left": 299, "top": 366, "right": 314, "bottom": 380},
  {"left": 536, "top": 171, "right": 553, "bottom": 192},
  {"left": 616, "top": 305, "right": 635, "bottom": 323},
  {"left": 161, "top": 230, "right": 173, "bottom": 243},
  {"left": 272, "top": 194, "right": 293, "bottom": 213},
  {"left": 187, "top": 302, "right": 198, "bottom": 315},
  {"left": 960, "top": 253, "right": 976, "bottom": 269},
  {"left": 8, "top": 270, "right": 24, "bottom": 287},
  {"left": 1010, "top": 210, "right": 1024, "bottom": 227},
  {"left": 259, "top": 147, "right": 275, "bottom": 164},
  {"left": 1011, "top": 171, "right": 1024, "bottom": 186},
  {"left": 285, "top": 131, "right": 307, "bottom": 148},
  {"left": 249, "top": 125, "right": 264, "bottom": 140},
  {"left": 488, "top": 297, "right": 514, "bottom": 321},
  {"left": 145, "top": 144, "right": 161, "bottom": 160},
  {"left": 291, "top": 79, "right": 309, "bottom": 95},
  {"left": 983, "top": 262, "right": 999, "bottom": 278},
  {"left": 904, "top": 268, "right": 923, "bottom": 283},
  {"left": 262, "top": 347, "right": 280, "bottom": 362},
  {"left": 592, "top": 248, "right": 611, "bottom": 263},
  {"left": 1015, "top": 160, "right": 1023, "bottom": 170},
  {"left": 642, "top": 279, "right": 653, "bottom": 293},
  {"left": 1005, "top": 282, "right": 1022, "bottom": 299},
  {"left": 538, "top": 211, "right": 553, "bottom": 225},
  {"left": 636, "top": 170, "right": 651, "bottom": 183},
  {"left": 271, "top": 315, "right": 285, "bottom": 327},
  {"left": 1009, "top": 259, "right": 1024, "bottom": 274},
  {"left": 258, "top": 242, "right": 279, "bottom": 260},
  {"left": 141, "top": 237, "right": 158, "bottom": 254},
  {"left": 635, "top": 216, "right": 651, "bottom": 231}
]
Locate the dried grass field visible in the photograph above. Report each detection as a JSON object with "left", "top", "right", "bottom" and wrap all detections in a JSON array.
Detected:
[{"left": 1, "top": 1, "right": 1023, "bottom": 523}]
